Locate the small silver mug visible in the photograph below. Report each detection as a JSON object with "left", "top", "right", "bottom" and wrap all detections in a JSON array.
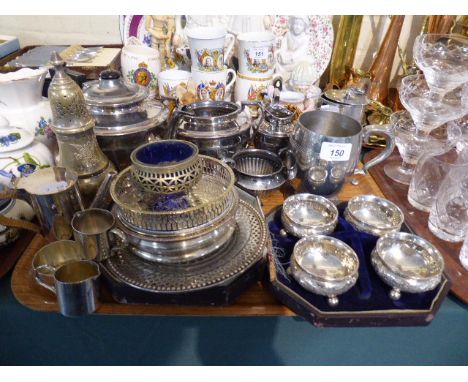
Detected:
[
  {"left": 71, "top": 208, "right": 125, "bottom": 262},
  {"left": 35, "top": 260, "right": 101, "bottom": 317}
]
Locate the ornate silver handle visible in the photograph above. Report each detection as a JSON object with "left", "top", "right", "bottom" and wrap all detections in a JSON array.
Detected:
[{"left": 355, "top": 125, "right": 395, "bottom": 175}]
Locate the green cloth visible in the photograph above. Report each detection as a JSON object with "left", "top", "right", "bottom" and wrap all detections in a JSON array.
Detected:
[{"left": 0, "top": 270, "right": 467, "bottom": 365}]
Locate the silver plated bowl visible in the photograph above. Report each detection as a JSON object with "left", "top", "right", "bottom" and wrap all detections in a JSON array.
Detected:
[
  {"left": 371, "top": 232, "right": 445, "bottom": 300},
  {"left": 344, "top": 195, "right": 404, "bottom": 237},
  {"left": 227, "top": 149, "right": 296, "bottom": 195},
  {"left": 130, "top": 140, "right": 202, "bottom": 194},
  {"left": 281, "top": 194, "right": 338, "bottom": 237},
  {"left": 288, "top": 235, "right": 360, "bottom": 306}
]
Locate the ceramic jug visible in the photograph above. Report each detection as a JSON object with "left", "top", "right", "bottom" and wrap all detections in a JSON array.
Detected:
[{"left": 0, "top": 68, "right": 56, "bottom": 151}]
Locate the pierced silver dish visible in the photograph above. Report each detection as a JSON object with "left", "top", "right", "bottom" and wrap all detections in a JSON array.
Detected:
[
  {"left": 102, "top": 200, "right": 268, "bottom": 292},
  {"left": 227, "top": 149, "right": 296, "bottom": 195},
  {"left": 281, "top": 193, "right": 338, "bottom": 237},
  {"left": 371, "top": 232, "right": 444, "bottom": 300},
  {"left": 130, "top": 140, "right": 202, "bottom": 194},
  {"left": 111, "top": 156, "right": 236, "bottom": 232},
  {"left": 344, "top": 195, "right": 404, "bottom": 237},
  {"left": 288, "top": 235, "right": 360, "bottom": 306}
]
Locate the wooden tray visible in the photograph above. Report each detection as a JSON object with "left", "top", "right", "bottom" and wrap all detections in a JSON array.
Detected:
[
  {"left": 366, "top": 149, "right": 467, "bottom": 304},
  {"left": 0, "top": 230, "right": 35, "bottom": 279},
  {"left": 11, "top": 170, "right": 384, "bottom": 316}
]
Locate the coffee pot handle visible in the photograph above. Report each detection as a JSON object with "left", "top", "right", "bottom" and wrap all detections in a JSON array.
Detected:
[{"left": 355, "top": 125, "right": 395, "bottom": 175}]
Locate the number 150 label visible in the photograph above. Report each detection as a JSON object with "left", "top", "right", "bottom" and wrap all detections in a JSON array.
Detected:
[{"left": 319, "top": 142, "right": 352, "bottom": 161}]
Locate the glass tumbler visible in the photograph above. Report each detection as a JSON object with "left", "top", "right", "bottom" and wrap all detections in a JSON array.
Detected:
[
  {"left": 408, "top": 145, "right": 468, "bottom": 212},
  {"left": 428, "top": 167, "right": 468, "bottom": 242}
]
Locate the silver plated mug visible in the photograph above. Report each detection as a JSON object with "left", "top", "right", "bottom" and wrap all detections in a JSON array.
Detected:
[
  {"left": 72, "top": 208, "right": 126, "bottom": 262},
  {"left": 290, "top": 110, "right": 394, "bottom": 196},
  {"left": 35, "top": 260, "right": 101, "bottom": 317}
]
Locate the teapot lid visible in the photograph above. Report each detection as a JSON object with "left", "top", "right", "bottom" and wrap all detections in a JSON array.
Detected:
[
  {"left": 83, "top": 70, "right": 148, "bottom": 107},
  {"left": 0, "top": 126, "right": 34, "bottom": 154},
  {"left": 323, "top": 87, "right": 369, "bottom": 106}
]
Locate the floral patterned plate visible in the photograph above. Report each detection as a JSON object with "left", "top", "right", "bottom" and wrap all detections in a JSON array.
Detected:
[
  {"left": 120, "top": 15, "right": 153, "bottom": 47},
  {"left": 272, "top": 15, "right": 334, "bottom": 83}
]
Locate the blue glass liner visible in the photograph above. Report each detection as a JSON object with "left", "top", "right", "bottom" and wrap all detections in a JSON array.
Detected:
[{"left": 135, "top": 141, "right": 195, "bottom": 166}]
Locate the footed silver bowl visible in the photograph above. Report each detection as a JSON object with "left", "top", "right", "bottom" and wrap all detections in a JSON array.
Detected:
[
  {"left": 281, "top": 194, "right": 338, "bottom": 238},
  {"left": 288, "top": 235, "right": 359, "bottom": 306},
  {"left": 371, "top": 232, "right": 444, "bottom": 300},
  {"left": 344, "top": 195, "right": 404, "bottom": 237}
]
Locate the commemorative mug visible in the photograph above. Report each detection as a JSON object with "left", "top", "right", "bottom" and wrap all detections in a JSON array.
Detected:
[
  {"left": 237, "top": 32, "right": 275, "bottom": 78},
  {"left": 121, "top": 38, "right": 161, "bottom": 97},
  {"left": 157, "top": 69, "right": 191, "bottom": 98},
  {"left": 234, "top": 72, "right": 282, "bottom": 102},
  {"left": 192, "top": 67, "right": 237, "bottom": 101},
  {"left": 290, "top": 110, "right": 395, "bottom": 196},
  {"left": 186, "top": 27, "right": 235, "bottom": 72},
  {"left": 71, "top": 208, "right": 126, "bottom": 262},
  {"left": 35, "top": 259, "right": 101, "bottom": 317}
]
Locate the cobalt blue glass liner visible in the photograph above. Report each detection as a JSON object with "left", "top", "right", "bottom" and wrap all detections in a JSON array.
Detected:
[
  {"left": 135, "top": 141, "right": 195, "bottom": 166},
  {"left": 268, "top": 203, "right": 442, "bottom": 311}
]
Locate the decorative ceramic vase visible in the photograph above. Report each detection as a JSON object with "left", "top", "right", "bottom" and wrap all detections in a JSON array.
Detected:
[
  {"left": 0, "top": 126, "right": 53, "bottom": 186},
  {"left": 0, "top": 68, "right": 56, "bottom": 152}
]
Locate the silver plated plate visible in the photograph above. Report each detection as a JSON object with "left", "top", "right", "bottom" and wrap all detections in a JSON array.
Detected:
[{"left": 102, "top": 200, "right": 267, "bottom": 292}]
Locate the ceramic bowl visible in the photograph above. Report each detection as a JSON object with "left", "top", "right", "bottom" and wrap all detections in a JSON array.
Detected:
[
  {"left": 371, "top": 232, "right": 445, "bottom": 300},
  {"left": 344, "top": 195, "right": 404, "bottom": 237},
  {"left": 130, "top": 140, "right": 202, "bottom": 194},
  {"left": 281, "top": 193, "right": 338, "bottom": 237},
  {"left": 288, "top": 235, "right": 360, "bottom": 306}
]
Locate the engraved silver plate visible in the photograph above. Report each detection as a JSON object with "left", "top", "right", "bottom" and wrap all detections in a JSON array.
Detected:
[{"left": 102, "top": 200, "right": 267, "bottom": 292}]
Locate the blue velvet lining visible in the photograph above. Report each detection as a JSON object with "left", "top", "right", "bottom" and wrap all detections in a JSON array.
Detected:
[
  {"left": 268, "top": 204, "right": 441, "bottom": 311},
  {"left": 136, "top": 141, "right": 194, "bottom": 165}
]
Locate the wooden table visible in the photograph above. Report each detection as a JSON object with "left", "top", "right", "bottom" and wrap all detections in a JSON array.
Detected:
[{"left": 11, "top": 171, "right": 383, "bottom": 316}]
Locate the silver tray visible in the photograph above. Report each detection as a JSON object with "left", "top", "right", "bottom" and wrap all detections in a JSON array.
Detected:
[{"left": 102, "top": 199, "right": 267, "bottom": 293}]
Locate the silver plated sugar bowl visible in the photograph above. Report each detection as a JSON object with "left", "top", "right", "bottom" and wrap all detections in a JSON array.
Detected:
[
  {"left": 168, "top": 100, "right": 262, "bottom": 159},
  {"left": 371, "top": 232, "right": 445, "bottom": 300},
  {"left": 344, "top": 195, "right": 404, "bottom": 237},
  {"left": 281, "top": 193, "right": 339, "bottom": 238},
  {"left": 288, "top": 235, "right": 360, "bottom": 306}
]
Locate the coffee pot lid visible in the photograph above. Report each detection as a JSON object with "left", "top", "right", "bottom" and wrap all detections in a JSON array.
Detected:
[
  {"left": 323, "top": 87, "right": 369, "bottom": 106},
  {"left": 83, "top": 70, "right": 148, "bottom": 107}
]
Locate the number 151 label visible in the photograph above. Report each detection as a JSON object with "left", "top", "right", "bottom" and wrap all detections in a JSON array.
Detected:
[
  {"left": 319, "top": 142, "right": 352, "bottom": 161},
  {"left": 249, "top": 47, "right": 268, "bottom": 59}
]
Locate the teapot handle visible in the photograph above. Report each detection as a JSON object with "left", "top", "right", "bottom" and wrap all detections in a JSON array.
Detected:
[
  {"left": 241, "top": 101, "right": 264, "bottom": 132},
  {"left": 0, "top": 215, "right": 41, "bottom": 233},
  {"left": 354, "top": 125, "right": 395, "bottom": 175}
]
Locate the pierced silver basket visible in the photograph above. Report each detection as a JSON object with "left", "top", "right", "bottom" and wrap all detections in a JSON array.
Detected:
[{"left": 110, "top": 155, "right": 237, "bottom": 232}]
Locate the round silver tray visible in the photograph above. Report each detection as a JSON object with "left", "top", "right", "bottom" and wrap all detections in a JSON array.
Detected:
[{"left": 102, "top": 200, "right": 267, "bottom": 292}]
